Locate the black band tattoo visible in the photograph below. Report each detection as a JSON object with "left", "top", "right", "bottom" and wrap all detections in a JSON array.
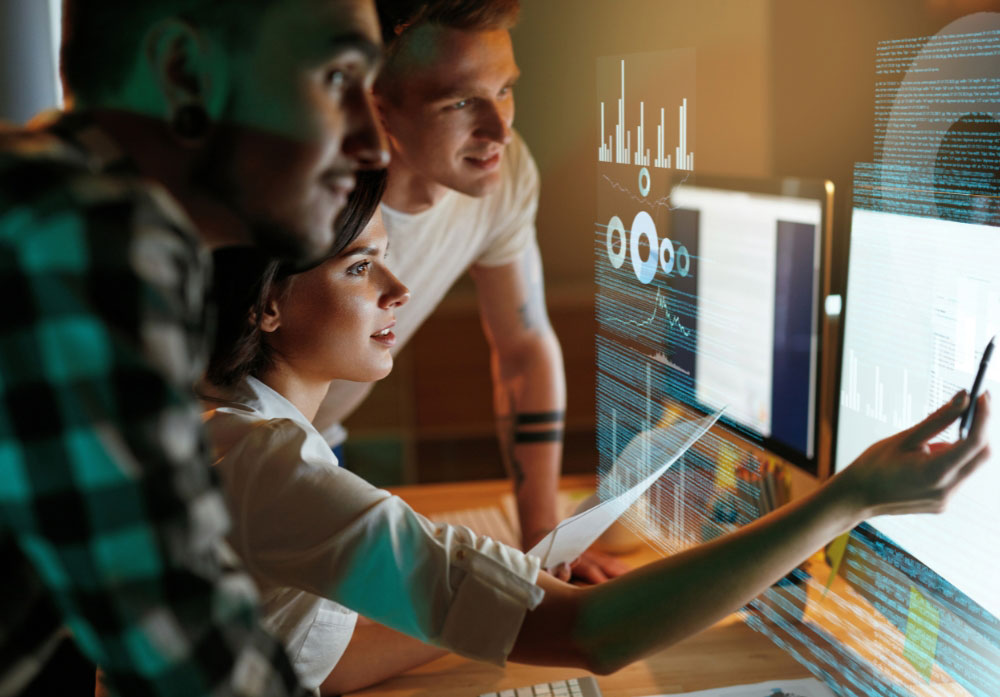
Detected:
[
  {"left": 515, "top": 411, "right": 565, "bottom": 425},
  {"left": 514, "top": 428, "right": 564, "bottom": 444}
]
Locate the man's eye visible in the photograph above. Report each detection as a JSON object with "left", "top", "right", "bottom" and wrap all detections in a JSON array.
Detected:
[
  {"left": 450, "top": 98, "right": 471, "bottom": 110},
  {"left": 325, "top": 69, "right": 347, "bottom": 90},
  {"left": 348, "top": 260, "right": 370, "bottom": 276}
]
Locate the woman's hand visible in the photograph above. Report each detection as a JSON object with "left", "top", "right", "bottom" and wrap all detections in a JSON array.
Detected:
[{"left": 833, "top": 390, "right": 991, "bottom": 519}]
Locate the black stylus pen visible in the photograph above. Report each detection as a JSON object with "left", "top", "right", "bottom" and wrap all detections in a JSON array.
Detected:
[{"left": 959, "top": 335, "right": 995, "bottom": 439}]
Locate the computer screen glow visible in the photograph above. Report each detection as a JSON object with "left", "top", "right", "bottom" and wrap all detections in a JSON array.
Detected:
[{"left": 834, "top": 208, "right": 1000, "bottom": 619}]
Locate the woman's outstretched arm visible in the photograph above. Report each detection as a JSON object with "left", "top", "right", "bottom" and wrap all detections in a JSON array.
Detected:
[
  {"left": 320, "top": 618, "right": 447, "bottom": 695},
  {"left": 509, "top": 391, "right": 991, "bottom": 674}
]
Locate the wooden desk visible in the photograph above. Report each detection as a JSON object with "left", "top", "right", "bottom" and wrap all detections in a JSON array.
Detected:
[{"left": 346, "top": 476, "right": 812, "bottom": 697}]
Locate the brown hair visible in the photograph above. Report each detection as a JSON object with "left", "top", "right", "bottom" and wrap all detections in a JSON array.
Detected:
[
  {"left": 375, "top": 0, "right": 520, "bottom": 88},
  {"left": 377, "top": 0, "right": 520, "bottom": 43},
  {"left": 206, "top": 168, "right": 389, "bottom": 387}
]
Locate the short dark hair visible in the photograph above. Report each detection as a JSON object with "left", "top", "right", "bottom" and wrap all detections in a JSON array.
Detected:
[
  {"left": 376, "top": 0, "right": 520, "bottom": 80},
  {"left": 206, "top": 168, "right": 389, "bottom": 387},
  {"left": 61, "top": 0, "right": 272, "bottom": 102}
]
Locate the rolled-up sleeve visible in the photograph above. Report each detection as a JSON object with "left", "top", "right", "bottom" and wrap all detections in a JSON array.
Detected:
[{"left": 213, "top": 418, "right": 543, "bottom": 666}]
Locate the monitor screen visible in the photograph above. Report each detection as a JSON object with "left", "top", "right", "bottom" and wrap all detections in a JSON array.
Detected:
[
  {"left": 834, "top": 208, "right": 1000, "bottom": 619},
  {"left": 832, "top": 207, "right": 1000, "bottom": 694},
  {"left": 668, "top": 181, "right": 826, "bottom": 470}
]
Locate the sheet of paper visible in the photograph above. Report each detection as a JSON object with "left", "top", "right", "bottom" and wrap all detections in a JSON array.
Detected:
[
  {"left": 527, "top": 406, "right": 725, "bottom": 567},
  {"left": 500, "top": 490, "right": 590, "bottom": 545},
  {"left": 643, "top": 677, "right": 837, "bottom": 697}
]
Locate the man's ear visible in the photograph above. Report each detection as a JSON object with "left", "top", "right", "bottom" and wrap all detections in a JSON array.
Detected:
[
  {"left": 143, "top": 18, "right": 228, "bottom": 120},
  {"left": 372, "top": 90, "right": 404, "bottom": 155}
]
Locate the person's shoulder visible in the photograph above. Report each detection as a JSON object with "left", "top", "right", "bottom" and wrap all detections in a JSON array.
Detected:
[
  {"left": 204, "top": 380, "right": 335, "bottom": 469},
  {"left": 0, "top": 144, "right": 205, "bottom": 312},
  {"left": 207, "top": 407, "right": 310, "bottom": 464},
  {"left": 0, "top": 124, "right": 200, "bottom": 258},
  {"left": 0, "top": 132, "right": 209, "bottom": 384},
  {"left": 0, "top": 125, "right": 94, "bottom": 211}
]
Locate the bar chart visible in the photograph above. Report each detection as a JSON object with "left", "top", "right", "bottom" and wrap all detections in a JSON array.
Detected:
[
  {"left": 840, "top": 350, "right": 915, "bottom": 428},
  {"left": 864, "top": 365, "right": 888, "bottom": 423},
  {"left": 597, "top": 54, "right": 695, "bottom": 171},
  {"left": 675, "top": 98, "right": 694, "bottom": 170},
  {"left": 841, "top": 348, "right": 862, "bottom": 412}
]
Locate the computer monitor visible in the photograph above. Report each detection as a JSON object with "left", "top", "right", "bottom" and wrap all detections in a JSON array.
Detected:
[
  {"left": 832, "top": 206, "right": 1000, "bottom": 694},
  {"left": 664, "top": 175, "right": 835, "bottom": 475}
]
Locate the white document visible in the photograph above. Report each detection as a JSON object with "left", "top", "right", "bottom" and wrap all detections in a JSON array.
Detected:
[
  {"left": 645, "top": 677, "right": 837, "bottom": 697},
  {"left": 527, "top": 406, "right": 725, "bottom": 568}
]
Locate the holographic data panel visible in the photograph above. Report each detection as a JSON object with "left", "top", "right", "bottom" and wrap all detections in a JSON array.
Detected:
[{"left": 594, "top": 50, "right": 766, "bottom": 556}]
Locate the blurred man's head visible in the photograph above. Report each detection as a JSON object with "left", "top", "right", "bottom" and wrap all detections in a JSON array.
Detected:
[
  {"left": 61, "top": 0, "right": 388, "bottom": 261},
  {"left": 373, "top": 0, "right": 521, "bottom": 201}
]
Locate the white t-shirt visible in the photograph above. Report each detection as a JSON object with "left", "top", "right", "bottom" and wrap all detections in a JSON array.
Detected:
[
  {"left": 201, "top": 376, "right": 543, "bottom": 692},
  {"left": 313, "top": 131, "right": 540, "bottom": 444}
]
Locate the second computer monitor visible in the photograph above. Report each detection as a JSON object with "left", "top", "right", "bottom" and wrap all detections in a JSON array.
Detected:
[{"left": 666, "top": 175, "right": 834, "bottom": 475}]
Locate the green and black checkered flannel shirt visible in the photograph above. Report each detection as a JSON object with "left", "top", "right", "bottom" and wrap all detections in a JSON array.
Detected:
[{"left": 0, "top": 112, "right": 308, "bottom": 697}]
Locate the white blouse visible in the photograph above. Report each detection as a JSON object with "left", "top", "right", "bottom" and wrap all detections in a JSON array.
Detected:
[{"left": 200, "top": 376, "right": 543, "bottom": 691}]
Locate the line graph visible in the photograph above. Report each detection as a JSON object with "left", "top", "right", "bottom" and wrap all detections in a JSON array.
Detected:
[
  {"left": 606, "top": 287, "right": 693, "bottom": 336},
  {"left": 601, "top": 172, "right": 692, "bottom": 211}
]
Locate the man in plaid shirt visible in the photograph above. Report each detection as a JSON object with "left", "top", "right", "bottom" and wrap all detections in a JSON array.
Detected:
[{"left": 0, "top": 1, "right": 387, "bottom": 694}]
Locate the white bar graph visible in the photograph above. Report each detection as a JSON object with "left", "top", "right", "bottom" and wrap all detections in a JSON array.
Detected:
[
  {"left": 598, "top": 59, "right": 693, "bottom": 170},
  {"left": 891, "top": 369, "right": 914, "bottom": 429},
  {"left": 634, "top": 101, "right": 650, "bottom": 166},
  {"left": 864, "top": 366, "right": 888, "bottom": 423},
  {"left": 675, "top": 98, "right": 694, "bottom": 171},
  {"left": 841, "top": 349, "right": 862, "bottom": 412},
  {"left": 841, "top": 350, "right": 915, "bottom": 428},
  {"left": 654, "top": 107, "right": 671, "bottom": 168}
]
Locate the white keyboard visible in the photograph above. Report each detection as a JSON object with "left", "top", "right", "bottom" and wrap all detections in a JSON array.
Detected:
[{"left": 477, "top": 676, "right": 603, "bottom": 697}]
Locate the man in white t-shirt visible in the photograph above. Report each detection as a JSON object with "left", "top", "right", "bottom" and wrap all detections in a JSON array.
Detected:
[{"left": 313, "top": 0, "right": 626, "bottom": 583}]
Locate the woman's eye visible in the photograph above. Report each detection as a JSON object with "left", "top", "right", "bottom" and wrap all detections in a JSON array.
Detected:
[
  {"left": 450, "top": 98, "right": 470, "bottom": 110},
  {"left": 348, "top": 260, "right": 370, "bottom": 276}
]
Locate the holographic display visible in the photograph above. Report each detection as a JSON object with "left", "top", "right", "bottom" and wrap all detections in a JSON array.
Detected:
[{"left": 594, "top": 50, "right": 825, "bottom": 555}]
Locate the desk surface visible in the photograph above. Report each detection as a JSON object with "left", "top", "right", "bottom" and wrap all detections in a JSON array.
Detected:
[{"left": 347, "top": 475, "right": 812, "bottom": 697}]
